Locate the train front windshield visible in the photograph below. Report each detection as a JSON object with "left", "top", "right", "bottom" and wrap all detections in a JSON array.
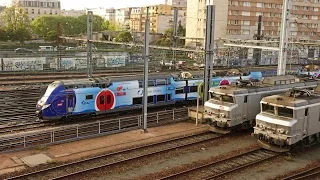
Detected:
[
  {"left": 210, "top": 92, "right": 234, "bottom": 103},
  {"left": 37, "top": 85, "right": 56, "bottom": 106}
]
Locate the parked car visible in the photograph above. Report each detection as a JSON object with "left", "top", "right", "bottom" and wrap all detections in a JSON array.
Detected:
[{"left": 14, "top": 48, "right": 35, "bottom": 54}]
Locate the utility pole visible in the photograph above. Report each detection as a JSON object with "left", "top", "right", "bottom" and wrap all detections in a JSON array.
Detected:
[
  {"left": 87, "top": 11, "right": 93, "bottom": 78},
  {"left": 172, "top": 7, "right": 178, "bottom": 67},
  {"left": 203, "top": 2, "right": 215, "bottom": 104},
  {"left": 277, "top": 0, "right": 291, "bottom": 75},
  {"left": 255, "top": 15, "right": 262, "bottom": 66},
  {"left": 143, "top": 7, "right": 150, "bottom": 133},
  {"left": 57, "top": 22, "right": 63, "bottom": 70}
]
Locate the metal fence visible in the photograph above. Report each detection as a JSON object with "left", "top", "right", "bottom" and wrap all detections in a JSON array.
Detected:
[{"left": 0, "top": 108, "right": 188, "bottom": 153}]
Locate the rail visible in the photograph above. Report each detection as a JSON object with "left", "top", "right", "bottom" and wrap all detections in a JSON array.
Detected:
[
  {"left": 281, "top": 165, "right": 320, "bottom": 180},
  {"left": 0, "top": 108, "right": 188, "bottom": 153}
]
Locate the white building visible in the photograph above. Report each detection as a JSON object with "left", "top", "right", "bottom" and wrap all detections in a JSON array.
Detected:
[
  {"left": 165, "top": 0, "right": 187, "bottom": 7},
  {"left": 115, "top": 8, "right": 132, "bottom": 29},
  {"left": 61, "top": 9, "right": 85, "bottom": 17},
  {"left": 155, "top": 9, "right": 186, "bottom": 34},
  {"left": 87, "top": 7, "right": 115, "bottom": 22},
  {"left": 12, "top": 0, "right": 61, "bottom": 20}
]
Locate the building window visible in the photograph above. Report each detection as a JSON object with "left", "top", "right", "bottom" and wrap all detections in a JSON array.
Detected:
[
  {"left": 242, "top": 11, "right": 250, "bottom": 16},
  {"left": 50, "top": 10, "right": 52, "bottom": 15},
  {"left": 256, "top": 12, "right": 262, "bottom": 16},
  {"left": 242, "top": 30, "right": 250, "bottom": 35},
  {"left": 243, "top": 1, "right": 250, "bottom": 6},
  {"left": 314, "top": 7, "right": 319, "bottom": 11},
  {"left": 243, "top": 20, "right": 250, "bottom": 25},
  {"left": 290, "top": 31, "right": 297, "bottom": 36},
  {"left": 312, "top": 15, "right": 318, "bottom": 20},
  {"left": 31, "top": 9, "right": 34, "bottom": 14},
  {"left": 257, "top": 3, "right": 263, "bottom": 7},
  {"left": 38, "top": 9, "right": 40, "bottom": 14}
]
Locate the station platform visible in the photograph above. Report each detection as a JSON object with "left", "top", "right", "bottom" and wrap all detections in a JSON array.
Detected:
[
  {"left": 0, "top": 122, "right": 209, "bottom": 175},
  {"left": 188, "top": 106, "right": 206, "bottom": 124}
]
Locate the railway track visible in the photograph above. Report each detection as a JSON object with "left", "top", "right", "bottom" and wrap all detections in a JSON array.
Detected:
[
  {"left": 281, "top": 165, "right": 320, "bottom": 180},
  {"left": 4, "top": 131, "right": 221, "bottom": 180},
  {"left": 159, "top": 148, "right": 279, "bottom": 180}
]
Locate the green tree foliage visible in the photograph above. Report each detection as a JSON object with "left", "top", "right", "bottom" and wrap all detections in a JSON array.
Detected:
[
  {"left": 156, "top": 23, "right": 186, "bottom": 47},
  {"left": 101, "top": 21, "right": 120, "bottom": 31},
  {"left": 0, "top": 29, "right": 9, "bottom": 41},
  {"left": 31, "top": 14, "right": 106, "bottom": 40},
  {"left": 1, "top": 5, "right": 31, "bottom": 43},
  {"left": 115, "top": 31, "right": 133, "bottom": 43},
  {"left": 44, "top": 30, "right": 57, "bottom": 42}
]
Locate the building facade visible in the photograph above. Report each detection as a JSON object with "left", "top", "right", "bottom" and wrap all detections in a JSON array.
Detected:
[
  {"left": 61, "top": 9, "right": 85, "bottom": 17},
  {"left": 12, "top": 0, "right": 61, "bottom": 20},
  {"left": 115, "top": 8, "right": 132, "bottom": 30},
  {"left": 165, "top": 0, "right": 187, "bottom": 7},
  {"left": 186, "top": 0, "right": 320, "bottom": 47},
  {"left": 130, "top": 4, "right": 187, "bottom": 34},
  {"left": 87, "top": 7, "right": 115, "bottom": 22}
]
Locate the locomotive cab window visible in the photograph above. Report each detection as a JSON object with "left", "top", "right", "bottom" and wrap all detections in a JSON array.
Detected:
[
  {"left": 278, "top": 107, "right": 293, "bottom": 118},
  {"left": 148, "top": 96, "right": 154, "bottom": 103},
  {"left": 157, "top": 95, "right": 165, "bottom": 102},
  {"left": 305, "top": 108, "right": 308, "bottom": 116},
  {"left": 244, "top": 96, "right": 248, "bottom": 103},
  {"left": 133, "top": 97, "right": 142, "bottom": 105},
  {"left": 262, "top": 103, "right": 274, "bottom": 114},
  {"left": 167, "top": 94, "right": 171, "bottom": 101},
  {"left": 86, "top": 95, "right": 93, "bottom": 100}
]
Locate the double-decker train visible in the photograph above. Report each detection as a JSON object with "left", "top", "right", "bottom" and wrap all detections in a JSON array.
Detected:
[{"left": 36, "top": 71, "right": 262, "bottom": 120}]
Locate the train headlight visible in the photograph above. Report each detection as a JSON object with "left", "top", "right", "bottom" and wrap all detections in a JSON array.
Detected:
[
  {"left": 42, "top": 104, "right": 51, "bottom": 110},
  {"left": 277, "top": 129, "right": 285, "bottom": 134}
]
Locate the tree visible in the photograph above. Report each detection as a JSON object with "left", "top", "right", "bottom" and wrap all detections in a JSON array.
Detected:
[
  {"left": 0, "top": 29, "right": 9, "bottom": 41},
  {"left": 115, "top": 31, "right": 132, "bottom": 43},
  {"left": 1, "top": 5, "right": 31, "bottom": 43},
  {"left": 44, "top": 30, "right": 57, "bottom": 42},
  {"left": 101, "top": 20, "right": 120, "bottom": 31}
]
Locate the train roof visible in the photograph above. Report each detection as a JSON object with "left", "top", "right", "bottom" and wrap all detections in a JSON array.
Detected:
[
  {"left": 209, "top": 75, "right": 319, "bottom": 95},
  {"left": 262, "top": 87, "right": 320, "bottom": 107}
]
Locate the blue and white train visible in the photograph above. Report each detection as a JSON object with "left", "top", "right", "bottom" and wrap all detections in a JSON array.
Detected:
[{"left": 36, "top": 72, "right": 262, "bottom": 120}]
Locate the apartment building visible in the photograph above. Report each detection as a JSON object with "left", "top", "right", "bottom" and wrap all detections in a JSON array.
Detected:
[
  {"left": 87, "top": 7, "right": 115, "bottom": 22},
  {"left": 115, "top": 8, "right": 132, "bottom": 30},
  {"left": 165, "top": 0, "right": 187, "bottom": 7},
  {"left": 61, "top": 9, "right": 86, "bottom": 17},
  {"left": 130, "top": 4, "right": 187, "bottom": 34},
  {"left": 12, "top": 0, "right": 61, "bottom": 20},
  {"left": 186, "top": 0, "right": 320, "bottom": 47}
]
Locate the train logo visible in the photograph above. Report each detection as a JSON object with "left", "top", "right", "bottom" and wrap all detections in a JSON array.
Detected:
[{"left": 137, "top": 89, "right": 143, "bottom": 96}]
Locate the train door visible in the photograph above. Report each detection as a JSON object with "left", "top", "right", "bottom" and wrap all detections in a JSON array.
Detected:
[
  {"left": 303, "top": 108, "right": 309, "bottom": 137},
  {"left": 242, "top": 95, "right": 248, "bottom": 127},
  {"left": 96, "top": 90, "right": 115, "bottom": 113},
  {"left": 66, "top": 94, "right": 75, "bottom": 115}
]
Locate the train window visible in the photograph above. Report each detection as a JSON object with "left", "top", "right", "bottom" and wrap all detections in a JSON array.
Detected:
[
  {"left": 221, "top": 95, "right": 233, "bottom": 103},
  {"left": 278, "top": 107, "right": 293, "bottom": 118},
  {"left": 139, "top": 81, "right": 143, "bottom": 88},
  {"left": 175, "top": 88, "right": 184, "bottom": 94},
  {"left": 262, "top": 103, "right": 274, "bottom": 114},
  {"left": 133, "top": 97, "right": 142, "bottom": 105},
  {"left": 190, "top": 86, "right": 198, "bottom": 93},
  {"left": 167, "top": 94, "right": 171, "bottom": 101},
  {"left": 86, "top": 95, "right": 93, "bottom": 100},
  {"left": 305, "top": 108, "right": 308, "bottom": 116},
  {"left": 101, "top": 84, "right": 106, "bottom": 88},
  {"left": 107, "top": 95, "right": 111, "bottom": 104},
  {"left": 244, "top": 96, "right": 247, "bottom": 103},
  {"left": 100, "top": 96, "right": 105, "bottom": 104},
  {"left": 157, "top": 95, "right": 165, "bottom": 102},
  {"left": 148, "top": 96, "right": 154, "bottom": 103},
  {"left": 148, "top": 81, "right": 154, "bottom": 87},
  {"left": 157, "top": 80, "right": 166, "bottom": 86}
]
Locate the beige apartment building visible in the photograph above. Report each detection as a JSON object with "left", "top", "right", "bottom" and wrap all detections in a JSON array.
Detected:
[
  {"left": 61, "top": 9, "right": 85, "bottom": 17},
  {"left": 12, "top": 0, "right": 61, "bottom": 20},
  {"left": 130, "top": 4, "right": 187, "bottom": 34},
  {"left": 186, "top": 0, "right": 320, "bottom": 47}
]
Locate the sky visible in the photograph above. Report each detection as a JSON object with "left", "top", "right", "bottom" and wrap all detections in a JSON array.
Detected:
[{"left": 0, "top": 0, "right": 165, "bottom": 9}]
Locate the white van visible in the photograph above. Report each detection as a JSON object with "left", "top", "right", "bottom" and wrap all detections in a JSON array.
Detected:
[{"left": 38, "top": 46, "right": 54, "bottom": 51}]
